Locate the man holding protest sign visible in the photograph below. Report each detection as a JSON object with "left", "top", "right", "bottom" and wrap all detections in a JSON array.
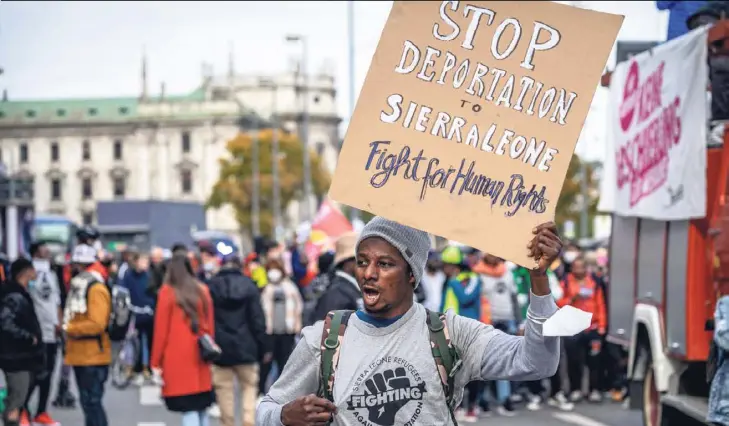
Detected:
[
  {"left": 257, "top": 216, "right": 563, "bottom": 426},
  {"left": 256, "top": 1, "right": 622, "bottom": 425}
]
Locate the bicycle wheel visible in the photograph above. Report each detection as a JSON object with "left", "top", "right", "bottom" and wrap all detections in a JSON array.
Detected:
[{"left": 111, "top": 339, "right": 138, "bottom": 390}]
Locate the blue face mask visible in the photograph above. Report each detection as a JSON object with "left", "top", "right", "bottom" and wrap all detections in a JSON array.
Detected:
[{"left": 28, "top": 280, "right": 36, "bottom": 288}]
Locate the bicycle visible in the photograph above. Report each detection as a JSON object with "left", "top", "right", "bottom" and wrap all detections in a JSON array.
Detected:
[{"left": 111, "top": 304, "right": 154, "bottom": 390}]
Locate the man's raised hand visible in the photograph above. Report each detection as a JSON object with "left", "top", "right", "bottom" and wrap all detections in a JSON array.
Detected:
[{"left": 527, "top": 221, "right": 563, "bottom": 274}]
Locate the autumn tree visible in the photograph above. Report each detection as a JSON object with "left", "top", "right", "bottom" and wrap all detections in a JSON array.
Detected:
[
  {"left": 207, "top": 129, "right": 330, "bottom": 237},
  {"left": 556, "top": 154, "right": 601, "bottom": 238}
]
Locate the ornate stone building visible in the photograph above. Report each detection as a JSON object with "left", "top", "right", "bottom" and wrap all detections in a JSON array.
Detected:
[{"left": 0, "top": 54, "right": 342, "bottom": 243}]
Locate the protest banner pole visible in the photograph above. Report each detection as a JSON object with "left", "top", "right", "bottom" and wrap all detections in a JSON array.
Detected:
[{"left": 251, "top": 115, "right": 261, "bottom": 238}]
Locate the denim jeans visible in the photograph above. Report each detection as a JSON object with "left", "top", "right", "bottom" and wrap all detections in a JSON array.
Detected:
[
  {"left": 181, "top": 410, "right": 210, "bottom": 426},
  {"left": 73, "top": 365, "right": 109, "bottom": 426}
]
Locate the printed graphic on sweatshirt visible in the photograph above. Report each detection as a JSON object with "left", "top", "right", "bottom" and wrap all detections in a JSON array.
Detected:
[{"left": 346, "top": 356, "right": 426, "bottom": 426}]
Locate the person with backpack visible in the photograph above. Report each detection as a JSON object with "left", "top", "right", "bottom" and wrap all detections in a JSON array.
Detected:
[
  {"left": 62, "top": 243, "right": 112, "bottom": 426},
  {"left": 257, "top": 216, "right": 564, "bottom": 426},
  {"left": 0, "top": 258, "right": 43, "bottom": 426}
]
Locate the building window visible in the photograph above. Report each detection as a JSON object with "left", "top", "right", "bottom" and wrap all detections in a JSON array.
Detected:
[
  {"left": 82, "top": 140, "right": 91, "bottom": 161},
  {"left": 82, "top": 212, "right": 94, "bottom": 225},
  {"left": 113, "top": 139, "right": 123, "bottom": 160},
  {"left": 180, "top": 169, "right": 192, "bottom": 194},
  {"left": 182, "top": 131, "right": 191, "bottom": 153},
  {"left": 19, "top": 142, "right": 28, "bottom": 164},
  {"left": 81, "top": 177, "right": 93, "bottom": 200},
  {"left": 113, "top": 176, "right": 125, "bottom": 198},
  {"left": 50, "top": 142, "right": 60, "bottom": 162},
  {"left": 51, "top": 179, "right": 62, "bottom": 201}
]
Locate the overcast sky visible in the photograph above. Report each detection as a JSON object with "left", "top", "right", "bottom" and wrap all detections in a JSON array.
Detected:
[{"left": 0, "top": 1, "right": 668, "bottom": 161}]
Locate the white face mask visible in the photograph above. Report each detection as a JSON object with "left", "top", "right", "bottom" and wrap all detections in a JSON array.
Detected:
[
  {"left": 267, "top": 269, "right": 283, "bottom": 283},
  {"left": 563, "top": 251, "right": 579, "bottom": 264}
]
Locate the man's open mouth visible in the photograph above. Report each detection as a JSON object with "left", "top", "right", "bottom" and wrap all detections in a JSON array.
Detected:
[{"left": 362, "top": 286, "right": 381, "bottom": 305}]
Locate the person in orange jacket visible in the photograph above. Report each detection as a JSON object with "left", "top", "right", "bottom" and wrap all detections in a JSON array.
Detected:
[
  {"left": 558, "top": 255, "right": 607, "bottom": 403},
  {"left": 62, "top": 244, "right": 112, "bottom": 426}
]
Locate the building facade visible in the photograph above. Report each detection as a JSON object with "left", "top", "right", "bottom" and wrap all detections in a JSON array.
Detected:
[{"left": 0, "top": 58, "right": 342, "bottom": 245}]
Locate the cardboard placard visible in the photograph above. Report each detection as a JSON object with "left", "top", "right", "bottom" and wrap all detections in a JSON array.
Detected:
[{"left": 330, "top": 1, "right": 623, "bottom": 267}]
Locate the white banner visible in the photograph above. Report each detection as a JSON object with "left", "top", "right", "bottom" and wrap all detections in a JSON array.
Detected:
[{"left": 598, "top": 28, "right": 708, "bottom": 220}]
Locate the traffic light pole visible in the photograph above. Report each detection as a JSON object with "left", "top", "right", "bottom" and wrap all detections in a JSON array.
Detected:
[{"left": 5, "top": 149, "right": 18, "bottom": 260}]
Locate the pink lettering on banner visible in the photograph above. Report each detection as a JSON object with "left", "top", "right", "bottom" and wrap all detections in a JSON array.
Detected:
[{"left": 615, "top": 60, "right": 682, "bottom": 207}]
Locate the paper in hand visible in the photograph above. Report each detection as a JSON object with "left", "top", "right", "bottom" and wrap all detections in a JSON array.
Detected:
[{"left": 542, "top": 305, "right": 593, "bottom": 337}]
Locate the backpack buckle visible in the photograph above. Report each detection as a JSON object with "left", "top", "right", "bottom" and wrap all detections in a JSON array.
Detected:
[
  {"left": 448, "top": 359, "right": 463, "bottom": 378},
  {"left": 324, "top": 336, "right": 340, "bottom": 350}
]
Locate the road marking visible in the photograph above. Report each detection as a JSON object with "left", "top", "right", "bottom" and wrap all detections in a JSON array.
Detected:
[
  {"left": 139, "top": 385, "right": 163, "bottom": 406},
  {"left": 137, "top": 423, "right": 166, "bottom": 426},
  {"left": 551, "top": 412, "right": 609, "bottom": 426}
]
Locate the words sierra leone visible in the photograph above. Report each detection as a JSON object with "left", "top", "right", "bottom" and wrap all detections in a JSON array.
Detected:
[{"left": 361, "top": 1, "right": 580, "bottom": 217}]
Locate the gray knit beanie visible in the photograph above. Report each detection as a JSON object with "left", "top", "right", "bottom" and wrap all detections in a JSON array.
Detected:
[{"left": 355, "top": 216, "right": 431, "bottom": 288}]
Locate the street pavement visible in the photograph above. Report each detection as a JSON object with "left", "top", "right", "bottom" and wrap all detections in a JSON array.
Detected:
[
  {"left": 40, "top": 380, "right": 641, "bottom": 426},
  {"left": 5, "top": 356, "right": 642, "bottom": 426}
]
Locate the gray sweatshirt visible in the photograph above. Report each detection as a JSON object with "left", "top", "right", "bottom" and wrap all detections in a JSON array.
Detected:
[{"left": 256, "top": 293, "right": 559, "bottom": 426}]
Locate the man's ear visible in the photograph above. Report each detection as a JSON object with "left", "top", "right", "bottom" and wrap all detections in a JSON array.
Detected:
[{"left": 409, "top": 271, "right": 416, "bottom": 287}]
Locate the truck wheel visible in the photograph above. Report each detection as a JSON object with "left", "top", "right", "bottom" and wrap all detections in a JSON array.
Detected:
[{"left": 643, "top": 363, "right": 661, "bottom": 426}]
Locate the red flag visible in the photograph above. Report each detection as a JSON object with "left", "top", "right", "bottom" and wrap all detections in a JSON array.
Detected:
[{"left": 311, "top": 200, "right": 353, "bottom": 238}]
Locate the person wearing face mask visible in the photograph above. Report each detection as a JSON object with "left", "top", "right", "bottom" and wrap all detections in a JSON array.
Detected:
[
  {"left": 0, "top": 258, "right": 43, "bottom": 426},
  {"left": 557, "top": 243, "right": 581, "bottom": 279},
  {"left": 259, "top": 258, "right": 303, "bottom": 396},
  {"left": 198, "top": 244, "right": 220, "bottom": 284},
  {"left": 23, "top": 242, "right": 63, "bottom": 426}
]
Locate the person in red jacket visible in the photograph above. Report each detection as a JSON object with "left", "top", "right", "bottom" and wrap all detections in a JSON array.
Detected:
[
  {"left": 558, "top": 256, "right": 607, "bottom": 403},
  {"left": 151, "top": 256, "right": 215, "bottom": 426}
]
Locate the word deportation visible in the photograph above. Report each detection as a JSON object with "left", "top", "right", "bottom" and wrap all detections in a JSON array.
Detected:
[
  {"left": 396, "top": 1, "right": 577, "bottom": 126},
  {"left": 365, "top": 141, "right": 549, "bottom": 217}
]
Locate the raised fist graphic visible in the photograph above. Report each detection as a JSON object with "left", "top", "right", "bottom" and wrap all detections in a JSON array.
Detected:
[{"left": 363, "top": 367, "right": 412, "bottom": 426}]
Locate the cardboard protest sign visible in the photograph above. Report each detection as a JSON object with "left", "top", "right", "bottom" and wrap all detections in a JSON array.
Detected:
[{"left": 330, "top": 1, "right": 623, "bottom": 267}]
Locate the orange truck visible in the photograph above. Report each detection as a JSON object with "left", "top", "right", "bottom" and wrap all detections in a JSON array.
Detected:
[{"left": 603, "top": 75, "right": 729, "bottom": 426}]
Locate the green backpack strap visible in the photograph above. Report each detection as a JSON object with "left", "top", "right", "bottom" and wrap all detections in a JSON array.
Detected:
[
  {"left": 318, "top": 310, "right": 354, "bottom": 402},
  {"left": 426, "top": 309, "right": 463, "bottom": 422}
]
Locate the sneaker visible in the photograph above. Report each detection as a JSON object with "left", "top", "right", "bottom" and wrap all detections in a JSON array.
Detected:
[
  {"left": 548, "top": 392, "right": 575, "bottom": 411},
  {"left": 569, "top": 390, "right": 583, "bottom": 402},
  {"left": 19, "top": 411, "right": 31, "bottom": 426},
  {"left": 509, "top": 393, "right": 524, "bottom": 404},
  {"left": 132, "top": 374, "right": 145, "bottom": 387},
  {"left": 455, "top": 408, "right": 466, "bottom": 421},
  {"left": 463, "top": 410, "right": 479, "bottom": 423},
  {"left": 526, "top": 395, "right": 542, "bottom": 411},
  {"left": 208, "top": 404, "right": 221, "bottom": 418},
  {"left": 588, "top": 390, "right": 603, "bottom": 403},
  {"left": 32, "top": 412, "right": 59, "bottom": 425},
  {"left": 611, "top": 388, "right": 627, "bottom": 402},
  {"left": 497, "top": 405, "right": 517, "bottom": 417}
]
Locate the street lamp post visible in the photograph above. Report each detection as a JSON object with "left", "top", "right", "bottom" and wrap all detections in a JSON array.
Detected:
[
  {"left": 286, "top": 34, "right": 314, "bottom": 222},
  {"left": 250, "top": 115, "right": 261, "bottom": 237},
  {"left": 347, "top": 0, "right": 360, "bottom": 223},
  {"left": 260, "top": 78, "right": 283, "bottom": 243}
]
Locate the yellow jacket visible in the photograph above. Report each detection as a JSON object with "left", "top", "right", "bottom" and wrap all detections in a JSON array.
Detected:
[{"left": 64, "top": 283, "right": 112, "bottom": 366}]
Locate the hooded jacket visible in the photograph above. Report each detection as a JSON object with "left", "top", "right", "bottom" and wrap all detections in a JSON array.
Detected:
[
  {"left": 208, "top": 267, "right": 268, "bottom": 365},
  {"left": 0, "top": 280, "right": 44, "bottom": 372}
]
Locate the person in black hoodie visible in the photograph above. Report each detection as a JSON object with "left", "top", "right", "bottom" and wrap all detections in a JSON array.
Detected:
[
  {"left": 0, "top": 258, "right": 43, "bottom": 426},
  {"left": 312, "top": 232, "right": 362, "bottom": 323},
  {"left": 207, "top": 254, "right": 269, "bottom": 426}
]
